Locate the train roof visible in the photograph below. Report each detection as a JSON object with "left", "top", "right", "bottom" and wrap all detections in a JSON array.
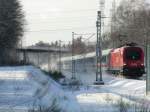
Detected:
[{"left": 61, "top": 49, "right": 112, "bottom": 61}]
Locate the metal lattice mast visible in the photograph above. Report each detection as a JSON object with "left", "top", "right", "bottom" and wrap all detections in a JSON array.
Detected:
[
  {"left": 72, "top": 32, "right": 76, "bottom": 79},
  {"left": 95, "top": 0, "right": 105, "bottom": 84},
  {"left": 59, "top": 40, "right": 62, "bottom": 73},
  {"left": 146, "top": 45, "right": 150, "bottom": 95},
  {"left": 71, "top": 32, "right": 95, "bottom": 80},
  {"left": 95, "top": 11, "right": 104, "bottom": 84},
  {"left": 100, "top": 0, "right": 105, "bottom": 35},
  {"left": 96, "top": 11, "right": 102, "bottom": 81}
]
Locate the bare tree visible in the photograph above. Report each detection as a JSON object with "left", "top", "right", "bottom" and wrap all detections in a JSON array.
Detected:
[
  {"left": 73, "top": 37, "right": 86, "bottom": 54},
  {"left": 110, "top": 0, "right": 150, "bottom": 47}
]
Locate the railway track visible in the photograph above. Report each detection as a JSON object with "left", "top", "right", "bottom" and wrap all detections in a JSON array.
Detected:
[
  {"left": 107, "top": 72, "right": 146, "bottom": 81},
  {"left": 62, "top": 69, "right": 146, "bottom": 86}
]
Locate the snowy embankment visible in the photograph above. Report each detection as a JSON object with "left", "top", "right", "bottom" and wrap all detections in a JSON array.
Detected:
[{"left": 0, "top": 66, "right": 80, "bottom": 112}]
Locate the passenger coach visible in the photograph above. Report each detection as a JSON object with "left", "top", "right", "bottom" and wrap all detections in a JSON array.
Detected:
[{"left": 61, "top": 44, "right": 145, "bottom": 78}]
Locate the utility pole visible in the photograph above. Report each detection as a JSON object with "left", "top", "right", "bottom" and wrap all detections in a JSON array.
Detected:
[
  {"left": 47, "top": 43, "right": 52, "bottom": 71},
  {"left": 81, "top": 34, "right": 96, "bottom": 73},
  {"left": 146, "top": 44, "right": 150, "bottom": 95},
  {"left": 94, "top": 11, "right": 104, "bottom": 85},
  {"left": 37, "top": 52, "right": 40, "bottom": 67},
  {"left": 71, "top": 32, "right": 95, "bottom": 79},
  {"left": 59, "top": 40, "right": 62, "bottom": 73},
  {"left": 72, "top": 32, "right": 76, "bottom": 79},
  {"left": 141, "top": 10, "right": 150, "bottom": 95},
  {"left": 144, "top": 15, "right": 150, "bottom": 95}
]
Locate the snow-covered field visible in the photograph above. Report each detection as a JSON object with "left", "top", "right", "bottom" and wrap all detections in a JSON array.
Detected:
[
  {"left": 62, "top": 70, "right": 149, "bottom": 112},
  {"left": 0, "top": 65, "right": 149, "bottom": 112},
  {"left": 0, "top": 66, "right": 80, "bottom": 112}
]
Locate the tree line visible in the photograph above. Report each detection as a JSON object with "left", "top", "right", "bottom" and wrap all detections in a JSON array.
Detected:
[
  {"left": 33, "top": 38, "right": 96, "bottom": 55},
  {"left": 103, "top": 0, "right": 150, "bottom": 49}
]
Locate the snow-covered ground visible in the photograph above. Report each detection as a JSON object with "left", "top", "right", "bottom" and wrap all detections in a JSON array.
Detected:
[
  {"left": 0, "top": 65, "right": 149, "bottom": 112},
  {"left": 0, "top": 66, "right": 80, "bottom": 112},
  {"left": 62, "top": 70, "right": 149, "bottom": 112}
]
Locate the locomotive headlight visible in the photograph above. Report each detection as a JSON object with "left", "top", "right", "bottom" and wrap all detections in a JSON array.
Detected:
[
  {"left": 123, "top": 63, "right": 126, "bottom": 66},
  {"left": 141, "top": 63, "right": 144, "bottom": 66}
]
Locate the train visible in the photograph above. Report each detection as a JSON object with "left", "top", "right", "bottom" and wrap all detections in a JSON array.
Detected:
[
  {"left": 61, "top": 45, "right": 145, "bottom": 78},
  {"left": 107, "top": 45, "right": 145, "bottom": 77}
]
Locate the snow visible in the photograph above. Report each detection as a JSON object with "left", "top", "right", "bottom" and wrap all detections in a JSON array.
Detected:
[
  {"left": 76, "top": 92, "right": 136, "bottom": 112},
  {"left": 0, "top": 66, "right": 81, "bottom": 112},
  {"left": 62, "top": 70, "right": 149, "bottom": 112},
  {"left": 63, "top": 71, "right": 146, "bottom": 95},
  {"left": 0, "top": 65, "right": 149, "bottom": 112}
]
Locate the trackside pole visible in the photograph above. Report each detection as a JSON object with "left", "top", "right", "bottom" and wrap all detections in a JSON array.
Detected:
[
  {"left": 94, "top": 11, "right": 104, "bottom": 85},
  {"left": 72, "top": 32, "right": 76, "bottom": 80},
  {"left": 146, "top": 44, "right": 150, "bottom": 95}
]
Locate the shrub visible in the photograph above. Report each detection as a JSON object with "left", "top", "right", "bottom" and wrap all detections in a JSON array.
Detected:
[
  {"left": 43, "top": 70, "right": 65, "bottom": 81},
  {"left": 29, "top": 99, "right": 61, "bottom": 112}
]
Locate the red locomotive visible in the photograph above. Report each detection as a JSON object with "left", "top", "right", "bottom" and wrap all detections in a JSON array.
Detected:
[{"left": 107, "top": 45, "right": 145, "bottom": 77}]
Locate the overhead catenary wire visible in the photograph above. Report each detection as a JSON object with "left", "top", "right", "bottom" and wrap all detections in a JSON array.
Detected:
[
  {"left": 73, "top": 33, "right": 96, "bottom": 36},
  {"left": 71, "top": 32, "right": 96, "bottom": 79},
  {"left": 25, "top": 8, "right": 98, "bottom": 15},
  {"left": 24, "top": 25, "right": 110, "bottom": 33},
  {"left": 26, "top": 15, "right": 97, "bottom": 22},
  {"left": 81, "top": 33, "right": 96, "bottom": 41},
  {"left": 27, "top": 17, "right": 97, "bottom": 25},
  {"left": 25, "top": 26, "right": 96, "bottom": 33}
]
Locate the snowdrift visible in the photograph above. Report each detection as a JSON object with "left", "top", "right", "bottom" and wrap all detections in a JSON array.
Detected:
[{"left": 0, "top": 66, "right": 80, "bottom": 112}]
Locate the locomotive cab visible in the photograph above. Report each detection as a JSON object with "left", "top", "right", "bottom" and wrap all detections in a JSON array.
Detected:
[
  {"left": 123, "top": 47, "right": 145, "bottom": 76},
  {"left": 108, "top": 46, "right": 145, "bottom": 77}
]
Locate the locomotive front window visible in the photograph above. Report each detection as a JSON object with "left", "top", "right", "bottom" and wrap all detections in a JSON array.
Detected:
[{"left": 125, "top": 50, "right": 141, "bottom": 60}]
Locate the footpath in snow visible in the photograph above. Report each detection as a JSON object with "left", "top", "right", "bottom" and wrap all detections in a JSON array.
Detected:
[{"left": 0, "top": 66, "right": 81, "bottom": 112}]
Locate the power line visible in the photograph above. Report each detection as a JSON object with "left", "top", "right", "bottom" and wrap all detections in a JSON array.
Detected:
[
  {"left": 26, "top": 18, "right": 96, "bottom": 25},
  {"left": 26, "top": 14, "right": 97, "bottom": 20},
  {"left": 74, "top": 33, "right": 96, "bottom": 35},
  {"left": 26, "top": 8, "right": 98, "bottom": 15},
  {"left": 26, "top": 16, "right": 110, "bottom": 25},
  {"left": 82, "top": 33, "right": 96, "bottom": 41},
  {"left": 0, "top": 14, "right": 97, "bottom": 23},
  {"left": 25, "top": 26, "right": 96, "bottom": 33},
  {"left": 24, "top": 25, "right": 110, "bottom": 33},
  {"left": 28, "top": 18, "right": 96, "bottom": 23}
]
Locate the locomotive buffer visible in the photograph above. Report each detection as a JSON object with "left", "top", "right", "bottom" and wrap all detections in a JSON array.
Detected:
[{"left": 94, "top": 11, "right": 104, "bottom": 85}]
